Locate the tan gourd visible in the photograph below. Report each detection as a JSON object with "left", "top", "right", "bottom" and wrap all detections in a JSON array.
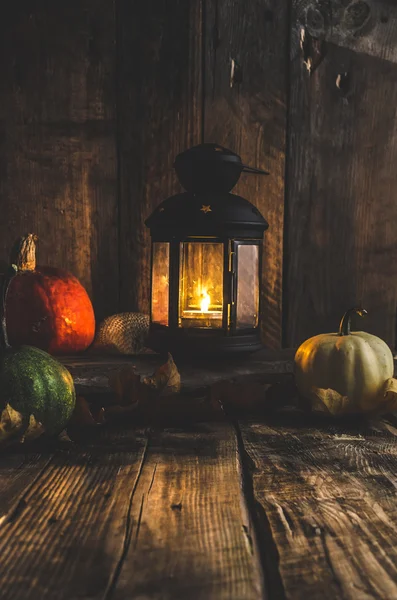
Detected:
[{"left": 294, "top": 308, "right": 394, "bottom": 415}]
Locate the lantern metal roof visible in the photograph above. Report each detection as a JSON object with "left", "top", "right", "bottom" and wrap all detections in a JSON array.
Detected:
[{"left": 145, "top": 191, "right": 269, "bottom": 239}]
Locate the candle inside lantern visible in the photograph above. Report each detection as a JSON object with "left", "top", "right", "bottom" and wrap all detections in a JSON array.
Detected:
[
  {"left": 179, "top": 241, "right": 224, "bottom": 329},
  {"left": 182, "top": 286, "right": 222, "bottom": 329},
  {"left": 200, "top": 290, "right": 210, "bottom": 313}
]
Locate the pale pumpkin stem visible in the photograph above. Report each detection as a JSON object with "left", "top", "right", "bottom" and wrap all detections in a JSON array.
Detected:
[
  {"left": 9, "top": 233, "right": 38, "bottom": 272},
  {"left": 339, "top": 307, "right": 368, "bottom": 336},
  {"left": 0, "top": 265, "right": 18, "bottom": 351}
]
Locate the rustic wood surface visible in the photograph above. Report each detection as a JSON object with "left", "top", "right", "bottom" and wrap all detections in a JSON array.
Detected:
[
  {"left": 62, "top": 350, "right": 397, "bottom": 399},
  {"left": 2, "top": 1, "right": 397, "bottom": 347},
  {"left": 0, "top": 429, "right": 148, "bottom": 600},
  {"left": 0, "top": 453, "right": 54, "bottom": 519},
  {"left": 286, "top": 0, "right": 397, "bottom": 348},
  {"left": 204, "top": 0, "right": 288, "bottom": 349},
  {"left": 2, "top": 415, "right": 397, "bottom": 598},
  {"left": 61, "top": 349, "right": 296, "bottom": 395},
  {"left": 117, "top": 0, "right": 203, "bottom": 315},
  {"left": 292, "top": 0, "right": 397, "bottom": 64},
  {"left": 0, "top": 1, "right": 119, "bottom": 321},
  {"left": 110, "top": 425, "right": 263, "bottom": 600},
  {"left": 0, "top": 0, "right": 289, "bottom": 346},
  {"left": 240, "top": 413, "right": 397, "bottom": 599},
  {"left": 0, "top": 424, "right": 264, "bottom": 600}
]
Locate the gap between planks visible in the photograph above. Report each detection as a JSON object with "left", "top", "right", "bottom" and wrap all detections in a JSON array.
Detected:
[
  {"left": 239, "top": 416, "right": 397, "bottom": 600},
  {"left": 0, "top": 423, "right": 268, "bottom": 600},
  {"left": 109, "top": 424, "right": 265, "bottom": 600}
]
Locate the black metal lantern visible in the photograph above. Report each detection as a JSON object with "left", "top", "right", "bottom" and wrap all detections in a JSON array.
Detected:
[{"left": 145, "top": 143, "right": 269, "bottom": 356}]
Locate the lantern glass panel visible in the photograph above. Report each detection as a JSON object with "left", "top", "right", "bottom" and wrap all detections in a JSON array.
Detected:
[
  {"left": 236, "top": 244, "right": 260, "bottom": 329},
  {"left": 151, "top": 242, "right": 170, "bottom": 326},
  {"left": 179, "top": 241, "right": 223, "bottom": 329}
]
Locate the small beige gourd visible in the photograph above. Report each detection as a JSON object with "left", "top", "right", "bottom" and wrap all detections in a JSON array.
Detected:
[{"left": 295, "top": 308, "right": 396, "bottom": 415}]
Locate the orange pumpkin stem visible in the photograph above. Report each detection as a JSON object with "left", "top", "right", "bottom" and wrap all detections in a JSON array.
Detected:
[
  {"left": 10, "top": 233, "right": 38, "bottom": 272},
  {"left": 339, "top": 307, "right": 368, "bottom": 336}
]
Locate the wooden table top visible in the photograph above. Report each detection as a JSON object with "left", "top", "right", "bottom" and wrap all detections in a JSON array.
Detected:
[{"left": 1, "top": 411, "right": 397, "bottom": 599}]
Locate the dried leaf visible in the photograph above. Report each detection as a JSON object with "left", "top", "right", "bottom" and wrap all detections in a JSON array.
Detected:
[
  {"left": 20, "top": 415, "right": 45, "bottom": 442},
  {"left": 94, "top": 407, "right": 106, "bottom": 424},
  {"left": 309, "top": 387, "right": 351, "bottom": 415},
  {"left": 105, "top": 355, "right": 181, "bottom": 422},
  {"left": 306, "top": 378, "right": 397, "bottom": 417},
  {"left": 58, "top": 430, "right": 73, "bottom": 443},
  {"left": 109, "top": 367, "right": 149, "bottom": 406},
  {"left": 143, "top": 354, "right": 181, "bottom": 396},
  {"left": 209, "top": 380, "right": 265, "bottom": 412},
  {"left": 379, "top": 378, "right": 397, "bottom": 414},
  {"left": 105, "top": 354, "right": 183, "bottom": 421},
  {"left": 0, "top": 406, "right": 46, "bottom": 446},
  {"left": 0, "top": 404, "right": 25, "bottom": 443},
  {"left": 70, "top": 396, "right": 104, "bottom": 427}
]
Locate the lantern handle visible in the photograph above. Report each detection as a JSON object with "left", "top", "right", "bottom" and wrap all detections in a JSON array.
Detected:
[{"left": 241, "top": 165, "right": 269, "bottom": 175}]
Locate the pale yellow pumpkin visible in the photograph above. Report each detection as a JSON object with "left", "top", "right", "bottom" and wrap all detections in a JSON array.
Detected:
[{"left": 294, "top": 308, "right": 394, "bottom": 415}]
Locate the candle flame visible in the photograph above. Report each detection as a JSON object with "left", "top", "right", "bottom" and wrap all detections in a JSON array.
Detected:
[{"left": 200, "top": 290, "right": 210, "bottom": 313}]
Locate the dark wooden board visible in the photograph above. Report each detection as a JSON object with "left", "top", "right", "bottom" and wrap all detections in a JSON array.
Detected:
[
  {"left": 0, "top": 428, "right": 148, "bottom": 600},
  {"left": 240, "top": 415, "right": 397, "bottom": 599},
  {"left": 0, "top": 453, "right": 54, "bottom": 520},
  {"left": 0, "top": 1, "right": 119, "bottom": 321},
  {"left": 292, "top": 0, "right": 397, "bottom": 64},
  {"left": 204, "top": 0, "right": 288, "bottom": 349},
  {"left": 117, "top": 0, "right": 203, "bottom": 315},
  {"left": 0, "top": 424, "right": 264, "bottom": 600},
  {"left": 111, "top": 424, "right": 264, "bottom": 600},
  {"left": 286, "top": 1, "right": 397, "bottom": 348},
  {"left": 61, "top": 348, "right": 295, "bottom": 394}
]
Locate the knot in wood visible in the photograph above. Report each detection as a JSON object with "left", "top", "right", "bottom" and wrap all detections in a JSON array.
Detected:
[
  {"left": 305, "top": 5, "right": 327, "bottom": 37},
  {"left": 344, "top": 1, "right": 371, "bottom": 32},
  {"left": 298, "top": 0, "right": 373, "bottom": 40}
]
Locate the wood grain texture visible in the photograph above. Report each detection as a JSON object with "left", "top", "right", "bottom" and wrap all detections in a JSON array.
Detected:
[
  {"left": 117, "top": 0, "right": 203, "bottom": 315},
  {"left": 111, "top": 424, "right": 264, "bottom": 600},
  {"left": 0, "top": 1, "right": 119, "bottom": 321},
  {"left": 0, "top": 425, "right": 263, "bottom": 599},
  {"left": 62, "top": 348, "right": 295, "bottom": 395},
  {"left": 204, "top": 0, "right": 288, "bottom": 349},
  {"left": 0, "top": 453, "right": 53, "bottom": 519},
  {"left": 286, "top": 2, "right": 397, "bottom": 347},
  {"left": 0, "top": 429, "right": 148, "bottom": 600},
  {"left": 292, "top": 0, "right": 397, "bottom": 64},
  {"left": 240, "top": 415, "right": 397, "bottom": 599}
]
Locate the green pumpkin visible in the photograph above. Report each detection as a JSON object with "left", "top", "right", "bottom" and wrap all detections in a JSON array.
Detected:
[{"left": 0, "top": 265, "right": 76, "bottom": 438}]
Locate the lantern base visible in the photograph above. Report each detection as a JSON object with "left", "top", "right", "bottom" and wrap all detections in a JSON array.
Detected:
[{"left": 146, "top": 326, "right": 263, "bottom": 358}]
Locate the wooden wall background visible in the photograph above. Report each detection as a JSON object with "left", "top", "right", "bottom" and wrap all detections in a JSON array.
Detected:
[{"left": 1, "top": 0, "right": 397, "bottom": 350}]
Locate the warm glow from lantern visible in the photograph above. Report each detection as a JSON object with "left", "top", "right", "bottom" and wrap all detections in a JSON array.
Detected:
[
  {"left": 200, "top": 290, "right": 210, "bottom": 313},
  {"left": 178, "top": 241, "right": 224, "bottom": 329}
]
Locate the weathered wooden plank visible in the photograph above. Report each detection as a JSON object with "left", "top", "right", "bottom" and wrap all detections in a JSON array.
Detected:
[
  {"left": 286, "top": 3, "right": 397, "bottom": 348},
  {"left": 292, "top": 0, "right": 397, "bottom": 65},
  {"left": 0, "top": 453, "right": 53, "bottom": 519},
  {"left": 0, "top": 424, "right": 263, "bottom": 599},
  {"left": 0, "top": 1, "right": 119, "bottom": 321},
  {"left": 240, "top": 416, "right": 397, "bottom": 599},
  {"left": 204, "top": 0, "right": 288, "bottom": 349},
  {"left": 61, "top": 348, "right": 296, "bottom": 394},
  {"left": 111, "top": 424, "right": 264, "bottom": 600},
  {"left": 117, "top": 0, "right": 203, "bottom": 315},
  {"left": 0, "top": 429, "right": 148, "bottom": 600}
]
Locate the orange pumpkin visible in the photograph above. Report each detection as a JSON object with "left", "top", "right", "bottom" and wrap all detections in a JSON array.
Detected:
[{"left": 5, "top": 234, "right": 95, "bottom": 354}]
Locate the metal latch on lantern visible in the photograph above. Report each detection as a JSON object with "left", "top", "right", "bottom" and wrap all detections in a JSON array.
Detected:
[{"left": 227, "top": 243, "right": 236, "bottom": 329}]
